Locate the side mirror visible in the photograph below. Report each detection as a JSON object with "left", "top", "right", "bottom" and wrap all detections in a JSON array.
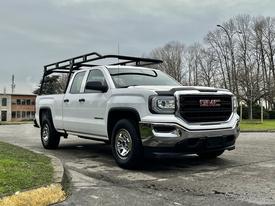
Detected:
[{"left": 85, "top": 81, "right": 108, "bottom": 92}]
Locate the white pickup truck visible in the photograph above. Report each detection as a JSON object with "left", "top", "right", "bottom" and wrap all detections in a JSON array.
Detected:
[{"left": 35, "top": 52, "right": 240, "bottom": 168}]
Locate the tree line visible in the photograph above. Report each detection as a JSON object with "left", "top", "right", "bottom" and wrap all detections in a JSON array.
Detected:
[
  {"left": 34, "top": 14, "right": 275, "bottom": 118},
  {"left": 151, "top": 14, "right": 275, "bottom": 118}
]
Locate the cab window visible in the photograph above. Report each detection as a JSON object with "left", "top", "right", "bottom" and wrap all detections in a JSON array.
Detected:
[{"left": 70, "top": 71, "right": 85, "bottom": 94}]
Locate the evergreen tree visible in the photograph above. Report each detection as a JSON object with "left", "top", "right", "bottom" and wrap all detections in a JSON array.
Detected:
[{"left": 33, "top": 75, "right": 65, "bottom": 95}]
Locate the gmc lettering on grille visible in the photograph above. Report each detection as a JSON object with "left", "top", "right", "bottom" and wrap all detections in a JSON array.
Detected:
[{"left": 199, "top": 99, "right": 221, "bottom": 107}]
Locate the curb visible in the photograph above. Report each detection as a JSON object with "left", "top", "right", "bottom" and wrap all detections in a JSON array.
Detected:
[
  {"left": 47, "top": 154, "right": 65, "bottom": 185},
  {"left": 241, "top": 130, "right": 275, "bottom": 133},
  {"left": 0, "top": 149, "right": 67, "bottom": 206}
]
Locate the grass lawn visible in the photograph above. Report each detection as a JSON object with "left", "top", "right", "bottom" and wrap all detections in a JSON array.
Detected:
[
  {"left": 0, "top": 121, "right": 32, "bottom": 125},
  {"left": 240, "top": 119, "right": 275, "bottom": 131},
  {"left": 0, "top": 141, "right": 53, "bottom": 196}
]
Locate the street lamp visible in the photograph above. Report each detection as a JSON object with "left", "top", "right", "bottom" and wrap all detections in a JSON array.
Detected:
[
  {"left": 217, "top": 24, "right": 242, "bottom": 35},
  {"left": 217, "top": 24, "right": 230, "bottom": 39}
]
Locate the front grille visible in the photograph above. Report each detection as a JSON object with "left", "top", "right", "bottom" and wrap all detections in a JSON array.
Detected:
[{"left": 179, "top": 95, "right": 232, "bottom": 123}]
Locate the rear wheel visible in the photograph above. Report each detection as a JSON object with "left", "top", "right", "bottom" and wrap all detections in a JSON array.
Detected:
[
  {"left": 111, "top": 119, "right": 143, "bottom": 169},
  {"left": 41, "top": 112, "right": 60, "bottom": 149},
  {"left": 197, "top": 150, "right": 225, "bottom": 159}
]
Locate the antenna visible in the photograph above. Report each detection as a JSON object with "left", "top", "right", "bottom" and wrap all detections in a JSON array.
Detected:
[
  {"left": 117, "top": 41, "right": 120, "bottom": 64},
  {"left": 117, "top": 41, "right": 120, "bottom": 81},
  {"left": 11, "top": 74, "right": 15, "bottom": 94}
]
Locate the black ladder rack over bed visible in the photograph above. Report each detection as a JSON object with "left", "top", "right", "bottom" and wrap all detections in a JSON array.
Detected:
[{"left": 40, "top": 52, "right": 162, "bottom": 95}]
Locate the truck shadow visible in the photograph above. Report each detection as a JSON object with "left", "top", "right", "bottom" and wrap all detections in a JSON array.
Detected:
[{"left": 57, "top": 141, "right": 235, "bottom": 172}]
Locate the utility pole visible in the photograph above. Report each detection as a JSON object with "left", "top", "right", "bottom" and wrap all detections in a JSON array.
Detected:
[
  {"left": 11, "top": 74, "right": 16, "bottom": 94},
  {"left": 240, "top": 101, "right": 243, "bottom": 122},
  {"left": 250, "top": 71, "right": 253, "bottom": 120},
  {"left": 260, "top": 99, "right": 264, "bottom": 123}
]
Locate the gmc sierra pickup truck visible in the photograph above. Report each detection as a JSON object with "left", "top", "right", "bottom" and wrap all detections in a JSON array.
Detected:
[{"left": 35, "top": 52, "right": 240, "bottom": 168}]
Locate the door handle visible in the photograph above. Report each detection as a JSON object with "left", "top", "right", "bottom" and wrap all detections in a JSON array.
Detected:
[
  {"left": 79, "top": 98, "right": 85, "bottom": 103},
  {"left": 64, "top": 99, "right": 69, "bottom": 103}
]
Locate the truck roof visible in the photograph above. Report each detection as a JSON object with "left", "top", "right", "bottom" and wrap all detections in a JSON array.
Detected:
[{"left": 106, "top": 65, "right": 158, "bottom": 71}]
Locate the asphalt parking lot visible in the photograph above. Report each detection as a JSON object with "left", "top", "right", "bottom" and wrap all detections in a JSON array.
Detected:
[{"left": 0, "top": 124, "right": 275, "bottom": 205}]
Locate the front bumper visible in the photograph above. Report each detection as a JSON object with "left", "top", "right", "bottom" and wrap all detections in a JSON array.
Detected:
[{"left": 139, "top": 114, "right": 240, "bottom": 154}]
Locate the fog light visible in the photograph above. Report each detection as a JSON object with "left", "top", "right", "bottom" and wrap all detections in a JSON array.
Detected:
[{"left": 172, "top": 129, "right": 182, "bottom": 137}]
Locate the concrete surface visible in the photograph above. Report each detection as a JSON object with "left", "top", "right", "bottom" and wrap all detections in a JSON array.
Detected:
[{"left": 0, "top": 124, "right": 275, "bottom": 206}]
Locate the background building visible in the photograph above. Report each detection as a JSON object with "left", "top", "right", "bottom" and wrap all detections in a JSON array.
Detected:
[
  {"left": 0, "top": 94, "right": 11, "bottom": 121},
  {"left": 0, "top": 94, "right": 36, "bottom": 122}
]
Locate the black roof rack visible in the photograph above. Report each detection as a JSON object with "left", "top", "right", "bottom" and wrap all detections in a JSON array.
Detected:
[{"left": 39, "top": 52, "right": 162, "bottom": 94}]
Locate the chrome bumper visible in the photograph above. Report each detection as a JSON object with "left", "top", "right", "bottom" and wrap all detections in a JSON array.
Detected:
[{"left": 139, "top": 120, "right": 240, "bottom": 151}]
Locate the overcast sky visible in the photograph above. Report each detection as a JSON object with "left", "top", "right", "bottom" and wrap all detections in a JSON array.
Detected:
[{"left": 0, "top": 0, "right": 274, "bottom": 94}]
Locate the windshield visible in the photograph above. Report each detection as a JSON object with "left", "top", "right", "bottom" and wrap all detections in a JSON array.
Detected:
[{"left": 108, "top": 67, "right": 181, "bottom": 88}]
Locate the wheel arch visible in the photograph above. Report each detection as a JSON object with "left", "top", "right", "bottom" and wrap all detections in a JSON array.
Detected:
[
  {"left": 107, "top": 107, "right": 141, "bottom": 140},
  {"left": 39, "top": 107, "right": 53, "bottom": 126}
]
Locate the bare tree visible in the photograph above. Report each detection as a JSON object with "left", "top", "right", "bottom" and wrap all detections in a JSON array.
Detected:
[
  {"left": 205, "top": 30, "right": 233, "bottom": 91},
  {"left": 186, "top": 43, "right": 201, "bottom": 85},
  {"left": 150, "top": 14, "right": 275, "bottom": 113},
  {"left": 150, "top": 41, "right": 186, "bottom": 83}
]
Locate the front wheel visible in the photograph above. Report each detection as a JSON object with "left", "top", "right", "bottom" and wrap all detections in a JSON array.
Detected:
[
  {"left": 197, "top": 150, "right": 225, "bottom": 159},
  {"left": 41, "top": 114, "right": 60, "bottom": 149},
  {"left": 111, "top": 119, "right": 143, "bottom": 169}
]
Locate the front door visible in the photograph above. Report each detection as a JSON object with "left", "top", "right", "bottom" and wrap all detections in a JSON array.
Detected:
[
  {"left": 77, "top": 69, "right": 109, "bottom": 137},
  {"left": 1, "top": 111, "right": 7, "bottom": 121}
]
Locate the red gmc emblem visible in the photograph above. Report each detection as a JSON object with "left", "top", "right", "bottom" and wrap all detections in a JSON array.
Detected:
[{"left": 199, "top": 99, "right": 221, "bottom": 107}]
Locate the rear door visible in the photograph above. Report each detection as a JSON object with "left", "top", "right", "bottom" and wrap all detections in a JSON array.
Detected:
[{"left": 62, "top": 70, "right": 87, "bottom": 132}]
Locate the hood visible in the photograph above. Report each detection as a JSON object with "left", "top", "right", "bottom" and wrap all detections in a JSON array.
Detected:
[
  {"left": 128, "top": 85, "right": 180, "bottom": 91},
  {"left": 128, "top": 85, "right": 228, "bottom": 93}
]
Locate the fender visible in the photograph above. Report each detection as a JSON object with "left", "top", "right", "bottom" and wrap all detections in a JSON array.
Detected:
[{"left": 107, "top": 107, "right": 141, "bottom": 139}]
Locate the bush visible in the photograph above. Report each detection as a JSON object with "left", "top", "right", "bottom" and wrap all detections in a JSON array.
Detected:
[
  {"left": 238, "top": 105, "right": 269, "bottom": 119},
  {"left": 268, "top": 110, "right": 275, "bottom": 119}
]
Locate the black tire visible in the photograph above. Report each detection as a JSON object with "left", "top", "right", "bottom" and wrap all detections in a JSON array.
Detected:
[
  {"left": 197, "top": 150, "right": 225, "bottom": 159},
  {"left": 40, "top": 112, "right": 60, "bottom": 149},
  {"left": 111, "top": 119, "right": 143, "bottom": 169}
]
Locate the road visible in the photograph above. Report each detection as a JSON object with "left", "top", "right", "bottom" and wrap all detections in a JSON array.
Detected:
[{"left": 0, "top": 124, "right": 275, "bottom": 205}]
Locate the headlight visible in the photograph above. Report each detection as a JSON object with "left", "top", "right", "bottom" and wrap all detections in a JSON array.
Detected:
[
  {"left": 232, "top": 96, "right": 238, "bottom": 113},
  {"left": 150, "top": 96, "right": 176, "bottom": 114}
]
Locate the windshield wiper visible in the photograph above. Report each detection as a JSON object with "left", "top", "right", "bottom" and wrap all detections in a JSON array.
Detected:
[
  {"left": 111, "top": 71, "right": 158, "bottom": 77},
  {"left": 117, "top": 85, "right": 137, "bottom": 88}
]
